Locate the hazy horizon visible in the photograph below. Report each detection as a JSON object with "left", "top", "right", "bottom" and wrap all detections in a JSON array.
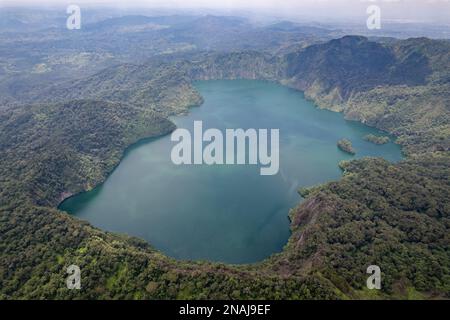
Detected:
[{"left": 2, "top": 0, "right": 450, "bottom": 24}]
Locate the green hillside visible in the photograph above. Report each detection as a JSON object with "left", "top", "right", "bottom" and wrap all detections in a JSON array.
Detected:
[{"left": 0, "top": 35, "right": 449, "bottom": 299}]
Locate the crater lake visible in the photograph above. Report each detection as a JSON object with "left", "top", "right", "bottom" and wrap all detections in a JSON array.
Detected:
[{"left": 59, "top": 80, "right": 403, "bottom": 264}]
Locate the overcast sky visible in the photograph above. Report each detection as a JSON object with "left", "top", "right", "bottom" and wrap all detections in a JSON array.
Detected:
[{"left": 2, "top": 0, "right": 450, "bottom": 23}]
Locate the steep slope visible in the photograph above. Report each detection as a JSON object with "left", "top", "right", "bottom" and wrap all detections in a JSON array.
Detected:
[
  {"left": 24, "top": 62, "right": 204, "bottom": 116},
  {"left": 284, "top": 36, "right": 450, "bottom": 154},
  {"left": 284, "top": 35, "right": 433, "bottom": 108},
  {"left": 283, "top": 154, "right": 450, "bottom": 298},
  {"left": 0, "top": 100, "right": 175, "bottom": 207}
]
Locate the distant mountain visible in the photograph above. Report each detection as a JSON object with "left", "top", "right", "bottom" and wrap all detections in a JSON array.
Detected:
[
  {"left": 267, "top": 21, "right": 333, "bottom": 36},
  {"left": 0, "top": 13, "right": 333, "bottom": 94},
  {"left": 84, "top": 15, "right": 164, "bottom": 32},
  {"left": 175, "top": 15, "right": 249, "bottom": 30},
  {"left": 83, "top": 15, "right": 198, "bottom": 32}
]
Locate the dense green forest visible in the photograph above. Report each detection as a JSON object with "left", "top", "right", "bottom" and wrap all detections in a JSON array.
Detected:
[
  {"left": 337, "top": 139, "right": 356, "bottom": 154},
  {"left": 0, "top": 14, "right": 449, "bottom": 300}
]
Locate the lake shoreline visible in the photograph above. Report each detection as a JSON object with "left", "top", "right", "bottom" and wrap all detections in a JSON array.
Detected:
[{"left": 59, "top": 80, "right": 403, "bottom": 264}]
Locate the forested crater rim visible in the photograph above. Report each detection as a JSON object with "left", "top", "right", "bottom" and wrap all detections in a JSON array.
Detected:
[{"left": 58, "top": 79, "right": 403, "bottom": 264}]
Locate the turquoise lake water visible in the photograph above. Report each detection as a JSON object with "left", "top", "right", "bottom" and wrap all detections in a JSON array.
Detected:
[{"left": 59, "top": 80, "right": 403, "bottom": 264}]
